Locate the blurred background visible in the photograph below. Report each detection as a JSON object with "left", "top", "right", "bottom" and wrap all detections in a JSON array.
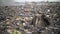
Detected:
[
  {"left": 0, "top": 0, "right": 60, "bottom": 34},
  {"left": 0, "top": 0, "right": 60, "bottom": 6}
]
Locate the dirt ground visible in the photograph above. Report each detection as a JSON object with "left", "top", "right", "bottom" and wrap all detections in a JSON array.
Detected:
[{"left": 0, "top": 2, "right": 60, "bottom": 34}]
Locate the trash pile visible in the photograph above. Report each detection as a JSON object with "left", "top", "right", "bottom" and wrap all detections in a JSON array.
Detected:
[{"left": 0, "top": 2, "right": 60, "bottom": 34}]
